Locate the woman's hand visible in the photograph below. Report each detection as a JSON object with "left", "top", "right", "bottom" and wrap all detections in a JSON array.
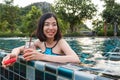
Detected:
[
  {"left": 2, "top": 53, "right": 17, "bottom": 68},
  {"left": 23, "top": 48, "right": 44, "bottom": 61}
]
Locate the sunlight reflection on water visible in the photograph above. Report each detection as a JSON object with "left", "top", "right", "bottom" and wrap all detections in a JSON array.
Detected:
[
  {"left": 77, "top": 37, "right": 120, "bottom": 76},
  {"left": 66, "top": 37, "right": 120, "bottom": 77},
  {"left": 0, "top": 37, "right": 120, "bottom": 78}
]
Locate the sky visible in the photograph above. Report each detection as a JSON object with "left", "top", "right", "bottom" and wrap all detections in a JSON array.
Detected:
[
  {"left": 0, "top": 0, "right": 55, "bottom": 7},
  {"left": 86, "top": 0, "right": 120, "bottom": 29},
  {"left": 0, "top": 0, "right": 120, "bottom": 29}
]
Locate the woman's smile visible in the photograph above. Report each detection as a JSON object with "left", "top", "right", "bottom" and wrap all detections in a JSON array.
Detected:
[{"left": 44, "top": 17, "right": 58, "bottom": 38}]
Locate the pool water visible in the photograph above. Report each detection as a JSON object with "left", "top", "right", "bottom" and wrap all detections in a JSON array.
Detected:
[
  {"left": 65, "top": 37, "right": 120, "bottom": 78},
  {"left": 0, "top": 37, "right": 25, "bottom": 51},
  {"left": 0, "top": 37, "right": 120, "bottom": 78}
]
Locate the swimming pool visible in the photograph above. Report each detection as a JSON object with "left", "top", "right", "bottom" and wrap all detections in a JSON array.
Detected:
[{"left": 0, "top": 37, "right": 120, "bottom": 80}]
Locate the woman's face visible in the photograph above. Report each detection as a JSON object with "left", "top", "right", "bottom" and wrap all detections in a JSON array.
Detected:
[{"left": 43, "top": 17, "right": 58, "bottom": 39}]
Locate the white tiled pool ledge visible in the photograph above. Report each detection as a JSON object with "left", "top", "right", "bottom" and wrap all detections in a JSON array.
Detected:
[{"left": 0, "top": 52, "right": 113, "bottom": 80}]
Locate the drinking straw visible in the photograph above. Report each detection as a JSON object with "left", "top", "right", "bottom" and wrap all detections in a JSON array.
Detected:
[{"left": 29, "top": 30, "right": 36, "bottom": 47}]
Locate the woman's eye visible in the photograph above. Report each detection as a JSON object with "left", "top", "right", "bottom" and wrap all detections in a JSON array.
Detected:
[
  {"left": 44, "top": 23, "right": 49, "bottom": 26},
  {"left": 44, "top": 22, "right": 57, "bottom": 27},
  {"left": 52, "top": 23, "right": 57, "bottom": 26}
]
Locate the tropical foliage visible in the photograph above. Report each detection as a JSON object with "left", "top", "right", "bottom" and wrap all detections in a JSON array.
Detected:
[
  {"left": 53, "top": 0, "right": 97, "bottom": 33},
  {"left": 0, "top": 0, "right": 120, "bottom": 37}
]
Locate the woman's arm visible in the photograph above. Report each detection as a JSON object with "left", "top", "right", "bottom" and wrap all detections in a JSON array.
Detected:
[
  {"left": 40, "top": 39, "right": 80, "bottom": 63},
  {"left": 23, "top": 39, "right": 80, "bottom": 63},
  {"left": 11, "top": 46, "right": 25, "bottom": 55},
  {"left": 40, "top": 54, "right": 80, "bottom": 63},
  {"left": 2, "top": 46, "right": 24, "bottom": 68}
]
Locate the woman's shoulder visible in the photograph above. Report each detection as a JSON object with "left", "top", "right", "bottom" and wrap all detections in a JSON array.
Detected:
[
  {"left": 58, "top": 38, "right": 67, "bottom": 44},
  {"left": 34, "top": 39, "right": 44, "bottom": 46},
  {"left": 58, "top": 38, "right": 65, "bottom": 42},
  {"left": 34, "top": 39, "right": 40, "bottom": 43}
]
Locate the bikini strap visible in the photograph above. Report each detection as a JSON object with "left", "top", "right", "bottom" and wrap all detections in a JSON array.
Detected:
[
  {"left": 52, "top": 41, "right": 58, "bottom": 48},
  {"left": 44, "top": 41, "right": 58, "bottom": 48},
  {"left": 44, "top": 42, "right": 47, "bottom": 47}
]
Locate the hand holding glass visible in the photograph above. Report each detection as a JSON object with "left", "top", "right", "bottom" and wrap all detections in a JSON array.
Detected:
[
  {"left": 24, "top": 41, "right": 35, "bottom": 49},
  {"left": 23, "top": 41, "right": 36, "bottom": 60}
]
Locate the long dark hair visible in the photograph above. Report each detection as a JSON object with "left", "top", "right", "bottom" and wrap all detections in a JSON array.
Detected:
[{"left": 36, "top": 12, "right": 62, "bottom": 42}]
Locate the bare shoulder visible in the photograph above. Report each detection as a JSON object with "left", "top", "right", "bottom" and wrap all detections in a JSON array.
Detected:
[
  {"left": 34, "top": 39, "right": 40, "bottom": 44},
  {"left": 58, "top": 38, "right": 67, "bottom": 44},
  {"left": 58, "top": 38, "right": 69, "bottom": 46},
  {"left": 34, "top": 39, "right": 43, "bottom": 47},
  {"left": 58, "top": 38, "right": 73, "bottom": 53}
]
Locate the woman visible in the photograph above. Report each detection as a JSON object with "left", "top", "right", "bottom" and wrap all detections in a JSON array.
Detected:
[{"left": 2, "top": 12, "right": 80, "bottom": 68}]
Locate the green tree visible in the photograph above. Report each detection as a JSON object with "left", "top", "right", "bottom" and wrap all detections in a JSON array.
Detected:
[
  {"left": 102, "top": 0, "right": 120, "bottom": 36},
  {"left": 0, "top": 20, "right": 9, "bottom": 32},
  {"left": 54, "top": 0, "right": 97, "bottom": 33},
  {"left": 21, "top": 6, "right": 42, "bottom": 36},
  {"left": 102, "top": 0, "right": 120, "bottom": 24},
  {"left": 92, "top": 19, "right": 104, "bottom": 36},
  {"left": 57, "top": 18, "right": 69, "bottom": 34},
  {"left": 1, "top": 0, "right": 20, "bottom": 33}
]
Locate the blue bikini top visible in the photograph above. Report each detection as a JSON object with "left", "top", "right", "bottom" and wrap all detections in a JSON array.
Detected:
[{"left": 43, "top": 41, "right": 58, "bottom": 56}]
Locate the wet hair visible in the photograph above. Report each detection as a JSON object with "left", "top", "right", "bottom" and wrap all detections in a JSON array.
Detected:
[{"left": 36, "top": 12, "right": 62, "bottom": 42}]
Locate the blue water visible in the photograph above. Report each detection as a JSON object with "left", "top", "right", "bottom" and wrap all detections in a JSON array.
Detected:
[
  {"left": 0, "top": 37, "right": 25, "bottom": 51},
  {"left": 0, "top": 37, "right": 120, "bottom": 64},
  {"left": 1, "top": 37, "right": 120, "bottom": 79}
]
